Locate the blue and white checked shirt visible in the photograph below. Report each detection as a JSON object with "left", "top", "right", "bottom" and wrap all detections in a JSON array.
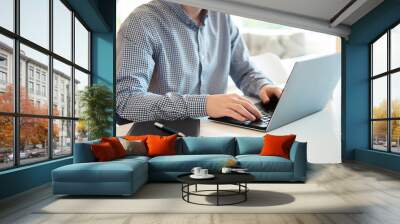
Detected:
[{"left": 116, "top": 0, "right": 272, "bottom": 122}]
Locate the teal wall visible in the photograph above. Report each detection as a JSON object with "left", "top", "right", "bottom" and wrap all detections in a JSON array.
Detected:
[
  {"left": 0, "top": 0, "right": 116, "bottom": 200},
  {"left": 342, "top": 0, "right": 400, "bottom": 171}
]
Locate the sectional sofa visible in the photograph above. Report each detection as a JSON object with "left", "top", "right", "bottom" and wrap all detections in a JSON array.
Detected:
[{"left": 52, "top": 137, "right": 307, "bottom": 196}]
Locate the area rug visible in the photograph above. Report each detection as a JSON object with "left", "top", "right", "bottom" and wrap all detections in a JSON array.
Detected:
[{"left": 38, "top": 183, "right": 362, "bottom": 214}]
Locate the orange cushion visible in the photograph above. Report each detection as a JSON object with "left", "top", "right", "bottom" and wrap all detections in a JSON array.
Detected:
[
  {"left": 259, "top": 134, "right": 296, "bottom": 159},
  {"left": 91, "top": 142, "right": 118, "bottom": 162},
  {"left": 146, "top": 134, "right": 177, "bottom": 157},
  {"left": 101, "top": 137, "right": 126, "bottom": 158},
  {"left": 124, "top": 135, "right": 149, "bottom": 141}
]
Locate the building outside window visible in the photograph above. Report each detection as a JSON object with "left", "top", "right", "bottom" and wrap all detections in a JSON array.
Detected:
[
  {"left": 28, "top": 81, "right": 34, "bottom": 94},
  {"left": 0, "top": 0, "right": 91, "bottom": 170},
  {"left": 371, "top": 23, "right": 400, "bottom": 154}
]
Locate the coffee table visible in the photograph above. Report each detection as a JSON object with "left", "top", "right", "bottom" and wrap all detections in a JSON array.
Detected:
[{"left": 177, "top": 173, "right": 255, "bottom": 206}]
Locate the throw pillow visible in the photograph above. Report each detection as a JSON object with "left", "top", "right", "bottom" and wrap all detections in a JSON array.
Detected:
[
  {"left": 260, "top": 134, "right": 296, "bottom": 159},
  {"left": 146, "top": 134, "right": 177, "bottom": 157},
  {"left": 91, "top": 142, "right": 117, "bottom": 162},
  {"left": 119, "top": 138, "right": 147, "bottom": 156},
  {"left": 101, "top": 137, "right": 126, "bottom": 158},
  {"left": 124, "top": 135, "right": 149, "bottom": 141}
]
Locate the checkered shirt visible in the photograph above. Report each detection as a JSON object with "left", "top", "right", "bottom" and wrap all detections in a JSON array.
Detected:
[{"left": 116, "top": 0, "right": 272, "bottom": 122}]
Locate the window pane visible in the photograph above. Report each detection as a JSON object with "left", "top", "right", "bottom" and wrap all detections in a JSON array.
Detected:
[
  {"left": 391, "top": 120, "right": 400, "bottom": 153},
  {"left": 20, "top": 44, "right": 49, "bottom": 115},
  {"left": 372, "top": 33, "right": 387, "bottom": 76},
  {"left": 0, "top": 0, "right": 14, "bottom": 31},
  {"left": 0, "top": 116, "right": 14, "bottom": 170},
  {"left": 74, "top": 69, "right": 89, "bottom": 118},
  {"left": 0, "top": 35, "right": 14, "bottom": 112},
  {"left": 20, "top": 117, "right": 49, "bottom": 165},
  {"left": 53, "top": 0, "right": 72, "bottom": 60},
  {"left": 53, "top": 59, "right": 72, "bottom": 117},
  {"left": 53, "top": 119, "right": 72, "bottom": 157},
  {"left": 391, "top": 72, "right": 400, "bottom": 118},
  {"left": 372, "top": 121, "right": 388, "bottom": 151},
  {"left": 20, "top": 0, "right": 49, "bottom": 49},
  {"left": 372, "top": 77, "right": 387, "bottom": 119},
  {"left": 75, "top": 18, "right": 89, "bottom": 70},
  {"left": 392, "top": 24, "right": 400, "bottom": 70},
  {"left": 75, "top": 120, "right": 88, "bottom": 143}
]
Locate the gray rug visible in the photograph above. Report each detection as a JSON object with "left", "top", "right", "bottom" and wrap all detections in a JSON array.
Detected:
[{"left": 38, "top": 183, "right": 362, "bottom": 214}]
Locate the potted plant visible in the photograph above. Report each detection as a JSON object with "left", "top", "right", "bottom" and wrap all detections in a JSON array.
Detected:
[{"left": 79, "top": 84, "right": 113, "bottom": 140}]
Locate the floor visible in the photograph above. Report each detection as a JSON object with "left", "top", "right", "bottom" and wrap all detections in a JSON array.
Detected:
[{"left": 0, "top": 162, "right": 400, "bottom": 224}]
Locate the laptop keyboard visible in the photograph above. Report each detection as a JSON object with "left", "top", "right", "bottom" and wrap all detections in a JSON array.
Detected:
[{"left": 208, "top": 101, "right": 275, "bottom": 131}]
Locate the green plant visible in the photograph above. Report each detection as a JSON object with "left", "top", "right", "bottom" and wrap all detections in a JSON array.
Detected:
[{"left": 79, "top": 84, "right": 113, "bottom": 140}]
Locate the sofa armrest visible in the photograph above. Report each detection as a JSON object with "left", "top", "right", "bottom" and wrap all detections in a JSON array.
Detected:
[
  {"left": 289, "top": 141, "right": 307, "bottom": 181},
  {"left": 73, "top": 140, "right": 100, "bottom": 163}
]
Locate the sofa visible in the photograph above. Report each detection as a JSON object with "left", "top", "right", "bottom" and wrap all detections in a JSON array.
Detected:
[{"left": 52, "top": 137, "right": 307, "bottom": 196}]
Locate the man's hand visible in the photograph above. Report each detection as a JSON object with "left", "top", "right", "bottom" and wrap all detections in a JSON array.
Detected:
[
  {"left": 258, "top": 85, "right": 283, "bottom": 104},
  {"left": 206, "top": 93, "right": 262, "bottom": 122}
]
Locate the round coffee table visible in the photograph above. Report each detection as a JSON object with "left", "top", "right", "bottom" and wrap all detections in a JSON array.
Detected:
[{"left": 177, "top": 173, "right": 255, "bottom": 206}]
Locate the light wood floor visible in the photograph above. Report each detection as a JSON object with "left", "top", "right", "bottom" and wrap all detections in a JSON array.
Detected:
[{"left": 1, "top": 162, "right": 400, "bottom": 224}]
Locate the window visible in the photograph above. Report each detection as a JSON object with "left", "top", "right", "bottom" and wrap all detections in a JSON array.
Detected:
[
  {"left": 0, "top": 0, "right": 14, "bottom": 32},
  {"left": 371, "top": 23, "right": 400, "bottom": 154},
  {"left": 75, "top": 18, "right": 90, "bottom": 70},
  {"left": 0, "top": 35, "right": 13, "bottom": 113},
  {"left": 53, "top": 0, "right": 72, "bottom": 60},
  {"left": 0, "top": 0, "right": 91, "bottom": 170},
  {"left": 28, "top": 81, "right": 34, "bottom": 94},
  {"left": 28, "top": 67, "right": 34, "bottom": 80},
  {"left": 20, "top": 0, "right": 49, "bottom": 49}
]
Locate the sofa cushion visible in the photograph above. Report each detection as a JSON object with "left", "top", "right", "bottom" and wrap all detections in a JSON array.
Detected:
[
  {"left": 260, "top": 134, "right": 296, "bottom": 159},
  {"left": 236, "top": 137, "right": 263, "bottom": 155},
  {"left": 73, "top": 140, "right": 100, "bottom": 163},
  {"left": 101, "top": 137, "right": 127, "bottom": 158},
  {"left": 178, "top": 137, "right": 236, "bottom": 155},
  {"left": 236, "top": 155, "right": 293, "bottom": 172},
  {"left": 53, "top": 158, "right": 147, "bottom": 183},
  {"left": 147, "top": 134, "right": 177, "bottom": 157},
  {"left": 149, "top": 154, "right": 235, "bottom": 172},
  {"left": 91, "top": 142, "right": 118, "bottom": 162}
]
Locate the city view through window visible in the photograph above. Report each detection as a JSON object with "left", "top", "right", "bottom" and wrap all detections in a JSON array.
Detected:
[
  {"left": 371, "top": 23, "right": 400, "bottom": 153},
  {"left": 0, "top": 0, "right": 91, "bottom": 170}
]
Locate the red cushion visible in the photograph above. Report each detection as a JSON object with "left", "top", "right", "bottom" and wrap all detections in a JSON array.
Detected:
[
  {"left": 124, "top": 135, "right": 149, "bottom": 141},
  {"left": 146, "top": 134, "right": 177, "bottom": 157},
  {"left": 259, "top": 134, "right": 296, "bottom": 159},
  {"left": 101, "top": 137, "right": 126, "bottom": 158},
  {"left": 91, "top": 142, "right": 118, "bottom": 162}
]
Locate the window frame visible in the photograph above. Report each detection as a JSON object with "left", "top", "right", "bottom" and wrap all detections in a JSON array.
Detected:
[
  {"left": 0, "top": 0, "right": 92, "bottom": 171},
  {"left": 370, "top": 21, "right": 400, "bottom": 154}
]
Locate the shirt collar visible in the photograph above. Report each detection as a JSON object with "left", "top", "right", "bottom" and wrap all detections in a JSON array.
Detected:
[{"left": 163, "top": 1, "right": 208, "bottom": 29}]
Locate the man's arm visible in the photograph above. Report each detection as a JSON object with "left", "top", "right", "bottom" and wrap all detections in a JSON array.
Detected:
[
  {"left": 227, "top": 17, "right": 273, "bottom": 98},
  {"left": 116, "top": 19, "right": 208, "bottom": 122}
]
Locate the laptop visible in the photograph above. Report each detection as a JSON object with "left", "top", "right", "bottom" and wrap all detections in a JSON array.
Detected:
[{"left": 209, "top": 53, "right": 341, "bottom": 132}]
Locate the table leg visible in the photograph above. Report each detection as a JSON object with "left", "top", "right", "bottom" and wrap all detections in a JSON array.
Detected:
[
  {"left": 195, "top": 184, "right": 198, "bottom": 192},
  {"left": 245, "top": 183, "right": 247, "bottom": 201},
  {"left": 217, "top": 184, "right": 219, "bottom": 206}
]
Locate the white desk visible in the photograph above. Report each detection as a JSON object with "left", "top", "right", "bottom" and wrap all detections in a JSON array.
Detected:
[{"left": 117, "top": 100, "right": 341, "bottom": 164}]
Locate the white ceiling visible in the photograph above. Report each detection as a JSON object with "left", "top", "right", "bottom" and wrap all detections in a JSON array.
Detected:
[{"left": 167, "top": 0, "right": 384, "bottom": 37}]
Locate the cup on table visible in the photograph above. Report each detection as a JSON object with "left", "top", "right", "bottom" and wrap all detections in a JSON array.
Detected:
[
  {"left": 199, "top": 169, "right": 208, "bottom": 176},
  {"left": 191, "top": 167, "right": 202, "bottom": 176}
]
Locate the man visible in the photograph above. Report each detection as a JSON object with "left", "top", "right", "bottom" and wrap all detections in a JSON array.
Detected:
[{"left": 117, "top": 0, "right": 282, "bottom": 123}]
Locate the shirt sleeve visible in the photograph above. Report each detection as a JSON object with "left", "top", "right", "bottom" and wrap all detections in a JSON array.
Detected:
[
  {"left": 227, "top": 16, "right": 273, "bottom": 97},
  {"left": 116, "top": 17, "right": 208, "bottom": 122}
]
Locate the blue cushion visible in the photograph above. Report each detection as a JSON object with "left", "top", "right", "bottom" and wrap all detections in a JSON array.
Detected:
[
  {"left": 236, "top": 155, "right": 293, "bottom": 172},
  {"left": 149, "top": 154, "right": 235, "bottom": 172},
  {"left": 235, "top": 137, "right": 263, "bottom": 155},
  {"left": 73, "top": 140, "right": 100, "bottom": 163},
  {"left": 53, "top": 159, "right": 147, "bottom": 183},
  {"left": 178, "top": 137, "right": 236, "bottom": 155}
]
